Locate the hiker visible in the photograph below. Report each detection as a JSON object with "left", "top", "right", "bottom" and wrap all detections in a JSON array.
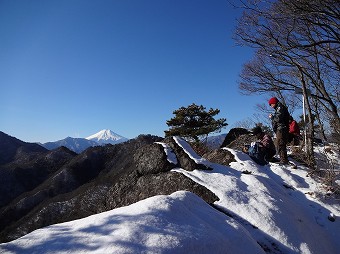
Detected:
[
  {"left": 243, "top": 126, "right": 276, "bottom": 165},
  {"left": 268, "top": 97, "right": 290, "bottom": 164},
  {"left": 288, "top": 116, "right": 300, "bottom": 145}
]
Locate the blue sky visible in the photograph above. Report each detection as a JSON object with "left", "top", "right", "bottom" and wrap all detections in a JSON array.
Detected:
[{"left": 0, "top": 0, "right": 265, "bottom": 143}]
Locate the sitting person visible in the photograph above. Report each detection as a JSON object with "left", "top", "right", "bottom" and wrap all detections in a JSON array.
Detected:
[
  {"left": 243, "top": 126, "right": 277, "bottom": 165},
  {"left": 288, "top": 116, "right": 301, "bottom": 145}
]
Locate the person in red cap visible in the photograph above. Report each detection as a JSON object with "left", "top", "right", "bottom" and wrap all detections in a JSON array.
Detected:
[{"left": 268, "top": 97, "right": 290, "bottom": 164}]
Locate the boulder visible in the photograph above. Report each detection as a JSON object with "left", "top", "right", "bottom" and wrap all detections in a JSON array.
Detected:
[
  {"left": 220, "top": 128, "right": 250, "bottom": 148},
  {"left": 203, "top": 149, "right": 235, "bottom": 166},
  {"left": 134, "top": 143, "right": 176, "bottom": 175}
]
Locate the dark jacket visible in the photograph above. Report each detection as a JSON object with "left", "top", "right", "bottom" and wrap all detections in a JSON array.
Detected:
[{"left": 271, "top": 102, "right": 290, "bottom": 133}]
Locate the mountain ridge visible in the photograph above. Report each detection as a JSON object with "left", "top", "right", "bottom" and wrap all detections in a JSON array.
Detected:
[
  {"left": 0, "top": 131, "right": 47, "bottom": 165},
  {"left": 42, "top": 129, "right": 129, "bottom": 153},
  {"left": 0, "top": 131, "right": 338, "bottom": 253}
]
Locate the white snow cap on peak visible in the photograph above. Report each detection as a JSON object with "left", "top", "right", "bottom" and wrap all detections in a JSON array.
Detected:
[{"left": 86, "top": 129, "right": 128, "bottom": 144}]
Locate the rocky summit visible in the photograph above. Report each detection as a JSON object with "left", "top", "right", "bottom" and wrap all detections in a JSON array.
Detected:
[{"left": 0, "top": 133, "right": 234, "bottom": 243}]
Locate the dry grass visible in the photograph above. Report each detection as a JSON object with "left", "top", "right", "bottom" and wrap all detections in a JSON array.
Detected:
[{"left": 290, "top": 144, "right": 340, "bottom": 199}]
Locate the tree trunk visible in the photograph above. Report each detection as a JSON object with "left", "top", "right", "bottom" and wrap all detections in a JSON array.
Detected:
[
  {"left": 312, "top": 97, "right": 327, "bottom": 141},
  {"left": 300, "top": 73, "right": 316, "bottom": 169}
]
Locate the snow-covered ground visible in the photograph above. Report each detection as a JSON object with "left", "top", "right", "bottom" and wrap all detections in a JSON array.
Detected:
[{"left": 1, "top": 139, "right": 339, "bottom": 254}]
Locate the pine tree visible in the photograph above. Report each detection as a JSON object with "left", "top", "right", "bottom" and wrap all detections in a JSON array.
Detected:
[{"left": 164, "top": 103, "right": 228, "bottom": 143}]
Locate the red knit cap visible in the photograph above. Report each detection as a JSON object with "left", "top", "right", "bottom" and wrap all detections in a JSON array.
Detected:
[{"left": 268, "top": 97, "right": 278, "bottom": 105}]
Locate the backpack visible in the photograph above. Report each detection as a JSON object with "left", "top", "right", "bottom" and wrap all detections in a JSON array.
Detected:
[{"left": 248, "top": 142, "right": 267, "bottom": 166}]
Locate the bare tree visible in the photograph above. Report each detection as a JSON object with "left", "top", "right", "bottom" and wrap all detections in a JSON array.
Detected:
[
  {"left": 233, "top": 0, "right": 340, "bottom": 167},
  {"left": 232, "top": 117, "right": 256, "bottom": 129}
]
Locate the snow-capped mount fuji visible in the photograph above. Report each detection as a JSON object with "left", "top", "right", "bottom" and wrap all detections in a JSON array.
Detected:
[
  {"left": 86, "top": 129, "right": 129, "bottom": 145},
  {"left": 42, "top": 130, "right": 129, "bottom": 153}
]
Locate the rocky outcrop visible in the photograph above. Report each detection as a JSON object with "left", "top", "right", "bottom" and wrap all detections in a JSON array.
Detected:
[
  {"left": 134, "top": 143, "right": 176, "bottom": 175},
  {"left": 220, "top": 128, "right": 251, "bottom": 148},
  {"left": 107, "top": 171, "right": 218, "bottom": 210},
  {"left": 165, "top": 137, "right": 212, "bottom": 171},
  {"left": 203, "top": 149, "right": 235, "bottom": 166},
  {"left": 0, "top": 134, "right": 218, "bottom": 243}
]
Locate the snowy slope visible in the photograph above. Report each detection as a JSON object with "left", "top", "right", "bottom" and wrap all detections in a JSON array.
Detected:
[
  {"left": 86, "top": 129, "right": 128, "bottom": 145},
  {"left": 1, "top": 140, "right": 339, "bottom": 254},
  {"left": 0, "top": 191, "right": 264, "bottom": 254}
]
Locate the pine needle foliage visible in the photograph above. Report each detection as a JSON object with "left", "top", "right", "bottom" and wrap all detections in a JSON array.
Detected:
[{"left": 165, "top": 103, "right": 228, "bottom": 143}]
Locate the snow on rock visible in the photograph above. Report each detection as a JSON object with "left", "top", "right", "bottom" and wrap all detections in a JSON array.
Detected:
[
  {"left": 0, "top": 191, "right": 264, "bottom": 254},
  {"left": 1, "top": 143, "right": 339, "bottom": 254},
  {"left": 155, "top": 142, "right": 178, "bottom": 165},
  {"left": 173, "top": 136, "right": 212, "bottom": 167},
  {"left": 173, "top": 147, "right": 340, "bottom": 254}
]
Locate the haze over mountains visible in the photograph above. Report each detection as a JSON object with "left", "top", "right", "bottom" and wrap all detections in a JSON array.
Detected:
[{"left": 42, "top": 129, "right": 129, "bottom": 153}]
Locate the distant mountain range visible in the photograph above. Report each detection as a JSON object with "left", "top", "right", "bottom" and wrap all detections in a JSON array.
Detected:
[
  {"left": 86, "top": 129, "right": 129, "bottom": 145},
  {"left": 42, "top": 129, "right": 129, "bottom": 153},
  {"left": 206, "top": 133, "right": 226, "bottom": 149}
]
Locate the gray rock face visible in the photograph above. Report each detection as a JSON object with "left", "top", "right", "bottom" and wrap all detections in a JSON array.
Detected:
[
  {"left": 220, "top": 128, "right": 251, "bottom": 148},
  {"left": 107, "top": 171, "right": 218, "bottom": 210},
  {"left": 203, "top": 149, "right": 235, "bottom": 166},
  {"left": 134, "top": 143, "right": 176, "bottom": 175}
]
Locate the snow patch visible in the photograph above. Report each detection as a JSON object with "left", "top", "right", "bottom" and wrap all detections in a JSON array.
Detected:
[{"left": 155, "top": 142, "right": 178, "bottom": 164}]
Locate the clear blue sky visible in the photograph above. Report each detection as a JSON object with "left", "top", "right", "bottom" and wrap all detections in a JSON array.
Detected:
[{"left": 1, "top": 0, "right": 264, "bottom": 143}]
